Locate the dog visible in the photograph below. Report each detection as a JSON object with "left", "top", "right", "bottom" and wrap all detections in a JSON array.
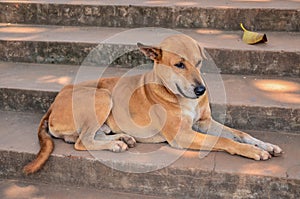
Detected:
[{"left": 23, "top": 34, "right": 282, "bottom": 174}]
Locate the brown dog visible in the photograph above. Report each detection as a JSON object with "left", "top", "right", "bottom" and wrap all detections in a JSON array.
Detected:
[{"left": 23, "top": 35, "right": 282, "bottom": 174}]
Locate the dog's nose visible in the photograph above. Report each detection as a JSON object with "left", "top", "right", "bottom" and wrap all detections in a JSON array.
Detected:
[{"left": 194, "top": 85, "right": 206, "bottom": 97}]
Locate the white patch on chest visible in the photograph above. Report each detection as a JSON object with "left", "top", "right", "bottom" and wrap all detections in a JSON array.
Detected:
[{"left": 179, "top": 98, "right": 200, "bottom": 122}]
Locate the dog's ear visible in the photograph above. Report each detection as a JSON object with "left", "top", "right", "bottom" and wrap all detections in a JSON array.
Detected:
[
  {"left": 198, "top": 43, "right": 207, "bottom": 60},
  {"left": 137, "top": 43, "right": 162, "bottom": 61}
]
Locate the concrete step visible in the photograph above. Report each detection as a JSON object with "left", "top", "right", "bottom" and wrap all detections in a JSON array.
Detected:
[
  {"left": 0, "top": 62, "right": 299, "bottom": 133},
  {"left": 0, "top": 0, "right": 299, "bottom": 31},
  {"left": 0, "top": 110, "right": 299, "bottom": 198},
  {"left": 0, "top": 179, "right": 165, "bottom": 199},
  {"left": 1, "top": 24, "right": 299, "bottom": 77}
]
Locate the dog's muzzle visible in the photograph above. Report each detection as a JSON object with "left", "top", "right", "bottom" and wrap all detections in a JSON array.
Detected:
[{"left": 194, "top": 85, "right": 206, "bottom": 97}]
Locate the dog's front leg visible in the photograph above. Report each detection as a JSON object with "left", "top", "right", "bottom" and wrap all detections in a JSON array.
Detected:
[
  {"left": 163, "top": 118, "right": 273, "bottom": 160},
  {"left": 193, "top": 118, "right": 283, "bottom": 156}
]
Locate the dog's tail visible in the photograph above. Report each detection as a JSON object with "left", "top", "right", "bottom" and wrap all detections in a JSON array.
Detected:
[{"left": 23, "top": 108, "right": 54, "bottom": 175}]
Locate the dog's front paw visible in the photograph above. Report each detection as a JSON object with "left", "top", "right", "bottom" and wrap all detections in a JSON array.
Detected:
[
  {"left": 110, "top": 141, "right": 128, "bottom": 152},
  {"left": 263, "top": 143, "right": 283, "bottom": 157},
  {"left": 244, "top": 136, "right": 283, "bottom": 157},
  {"left": 253, "top": 148, "right": 272, "bottom": 160},
  {"left": 119, "top": 135, "right": 136, "bottom": 148},
  {"left": 239, "top": 144, "right": 272, "bottom": 161}
]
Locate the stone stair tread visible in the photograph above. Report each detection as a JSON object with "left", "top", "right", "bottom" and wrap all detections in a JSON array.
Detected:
[
  {"left": 0, "top": 110, "right": 299, "bottom": 182},
  {"left": 1, "top": 0, "right": 300, "bottom": 9},
  {"left": 1, "top": 23, "right": 299, "bottom": 52},
  {"left": 0, "top": 61, "right": 299, "bottom": 109}
]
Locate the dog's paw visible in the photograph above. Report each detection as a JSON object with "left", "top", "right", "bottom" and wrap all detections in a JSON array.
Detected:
[
  {"left": 263, "top": 143, "right": 283, "bottom": 157},
  {"left": 119, "top": 135, "right": 136, "bottom": 148},
  {"left": 98, "top": 124, "right": 111, "bottom": 134},
  {"left": 253, "top": 147, "right": 272, "bottom": 161},
  {"left": 244, "top": 136, "right": 283, "bottom": 157},
  {"left": 240, "top": 144, "right": 272, "bottom": 161},
  {"left": 110, "top": 141, "right": 128, "bottom": 152}
]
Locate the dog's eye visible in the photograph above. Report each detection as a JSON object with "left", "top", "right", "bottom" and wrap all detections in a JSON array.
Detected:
[{"left": 174, "top": 62, "right": 185, "bottom": 69}]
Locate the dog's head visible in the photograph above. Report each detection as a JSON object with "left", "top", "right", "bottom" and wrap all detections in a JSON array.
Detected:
[{"left": 138, "top": 34, "right": 207, "bottom": 99}]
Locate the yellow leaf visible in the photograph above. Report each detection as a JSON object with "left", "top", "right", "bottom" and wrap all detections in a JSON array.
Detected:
[{"left": 240, "top": 23, "right": 267, "bottom": 45}]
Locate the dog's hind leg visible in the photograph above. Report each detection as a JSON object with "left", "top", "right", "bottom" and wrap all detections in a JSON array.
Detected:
[
  {"left": 95, "top": 131, "right": 136, "bottom": 148},
  {"left": 63, "top": 135, "right": 78, "bottom": 144},
  {"left": 72, "top": 88, "right": 136, "bottom": 152},
  {"left": 194, "top": 119, "right": 283, "bottom": 156},
  {"left": 97, "top": 124, "right": 112, "bottom": 134},
  {"left": 74, "top": 124, "right": 132, "bottom": 152},
  {"left": 75, "top": 133, "right": 130, "bottom": 152},
  {"left": 75, "top": 126, "right": 137, "bottom": 152}
]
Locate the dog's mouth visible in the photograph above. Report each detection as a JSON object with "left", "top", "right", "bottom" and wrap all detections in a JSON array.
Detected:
[{"left": 175, "top": 84, "right": 198, "bottom": 99}]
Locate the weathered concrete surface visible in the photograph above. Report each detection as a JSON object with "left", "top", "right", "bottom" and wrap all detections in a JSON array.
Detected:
[
  {"left": 0, "top": 0, "right": 299, "bottom": 31},
  {"left": 0, "top": 62, "right": 299, "bottom": 133},
  {"left": 1, "top": 62, "right": 300, "bottom": 109},
  {"left": 0, "top": 179, "right": 166, "bottom": 199},
  {"left": 2, "top": 0, "right": 300, "bottom": 8},
  {"left": 1, "top": 24, "right": 299, "bottom": 76},
  {"left": 0, "top": 110, "right": 299, "bottom": 198}
]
